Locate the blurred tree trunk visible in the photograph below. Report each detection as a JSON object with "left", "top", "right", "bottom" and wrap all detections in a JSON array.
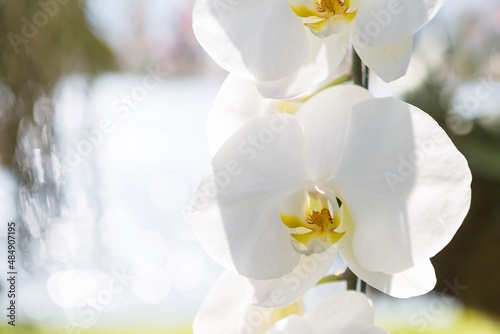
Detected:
[
  {"left": 0, "top": 0, "right": 114, "bottom": 272},
  {"left": 0, "top": 0, "right": 114, "bottom": 165}
]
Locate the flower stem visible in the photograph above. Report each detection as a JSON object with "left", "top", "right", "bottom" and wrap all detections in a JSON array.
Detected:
[
  {"left": 316, "top": 273, "right": 345, "bottom": 285},
  {"left": 359, "top": 280, "right": 367, "bottom": 293},
  {"left": 302, "top": 74, "right": 352, "bottom": 102},
  {"left": 351, "top": 48, "right": 369, "bottom": 294},
  {"left": 344, "top": 268, "right": 358, "bottom": 290},
  {"left": 352, "top": 51, "right": 363, "bottom": 86},
  {"left": 315, "top": 74, "right": 352, "bottom": 95},
  {"left": 315, "top": 267, "right": 358, "bottom": 288},
  {"left": 351, "top": 50, "right": 369, "bottom": 89}
]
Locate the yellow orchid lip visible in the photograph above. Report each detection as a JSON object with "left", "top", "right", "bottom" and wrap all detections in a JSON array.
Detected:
[
  {"left": 281, "top": 189, "right": 345, "bottom": 255},
  {"left": 317, "top": 0, "right": 350, "bottom": 15},
  {"left": 289, "top": 0, "right": 357, "bottom": 36}
]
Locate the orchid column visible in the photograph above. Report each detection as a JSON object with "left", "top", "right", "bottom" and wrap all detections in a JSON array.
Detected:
[{"left": 189, "top": 0, "right": 471, "bottom": 333}]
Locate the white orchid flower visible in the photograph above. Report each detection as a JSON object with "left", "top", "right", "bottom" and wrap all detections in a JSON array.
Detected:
[
  {"left": 194, "top": 270, "right": 390, "bottom": 334},
  {"left": 193, "top": 0, "right": 444, "bottom": 98},
  {"left": 208, "top": 72, "right": 349, "bottom": 155},
  {"left": 190, "top": 84, "right": 471, "bottom": 306},
  {"left": 207, "top": 74, "right": 302, "bottom": 155}
]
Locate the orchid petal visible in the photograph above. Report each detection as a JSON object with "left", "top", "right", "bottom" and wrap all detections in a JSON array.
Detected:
[
  {"left": 296, "top": 85, "right": 373, "bottom": 181},
  {"left": 193, "top": 271, "right": 280, "bottom": 334},
  {"left": 355, "top": 0, "right": 445, "bottom": 46},
  {"left": 353, "top": 32, "right": 413, "bottom": 82},
  {"left": 256, "top": 27, "right": 351, "bottom": 99},
  {"left": 343, "top": 251, "right": 437, "bottom": 298},
  {"left": 288, "top": 0, "right": 324, "bottom": 18},
  {"left": 193, "top": 0, "right": 309, "bottom": 81},
  {"left": 265, "top": 315, "right": 311, "bottom": 334},
  {"left": 308, "top": 12, "right": 356, "bottom": 38},
  {"left": 191, "top": 114, "right": 310, "bottom": 280},
  {"left": 208, "top": 74, "right": 276, "bottom": 155},
  {"left": 303, "top": 291, "right": 373, "bottom": 332},
  {"left": 339, "top": 206, "right": 436, "bottom": 297},
  {"left": 280, "top": 189, "right": 310, "bottom": 229},
  {"left": 330, "top": 97, "right": 471, "bottom": 275},
  {"left": 338, "top": 322, "right": 390, "bottom": 334},
  {"left": 246, "top": 247, "right": 337, "bottom": 308},
  {"left": 349, "top": 0, "right": 359, "bottom": 12}
]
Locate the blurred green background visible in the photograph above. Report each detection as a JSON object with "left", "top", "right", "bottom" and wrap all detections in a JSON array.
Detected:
[{"left": 0, "top": 0, "right": 499, "bottom": 333}]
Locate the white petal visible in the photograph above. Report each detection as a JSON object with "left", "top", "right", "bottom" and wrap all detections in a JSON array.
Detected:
[
  {"left": 338, "top": 322, "right": 390, "bottom": 334},
  {"left": 330, "top": 98, "right": 471, "bottom": 275},
  {"left": 265, "top": 315, "right": 311, "bottom": 334},
  {"left": 353, "top": 33, "right": 413, "bottom": 82},
  {"left": 308, "top": 14, "right": 354, "bottom": 39},
  {"left": 193, "top": 0, "right": 309, "bottom": 81},
  {"left": 256, "top": 28, "right": 351, "bottom": 99},
  {"left": 355, "top": 0, "right": 445, "bottom": 46},
  {"left": 193, "top": 271, "right": 280, "bottom": 334},
  {"left": 191, "top": 114, "right": 310, "bottom": 280},
  {"left": 349, "top": 0, "right": 359, "bottom": 12},
  {"left": 338, "top": 209, "right": 436, "bottom": 297},
  {"left": 296, "top": 85, "right": 374, "bottom": 181},
  {"left": 280, "top": 188, "right": 310, "bottom": 224},
  {"left": 246, "top": 247, "right": 337, "bottom": 308},
  {"left": 208, "top": 74, "right": 276, "bottom": 155},
  {"left": 303, "top": 291, "right": 373, "bottom": 332}
]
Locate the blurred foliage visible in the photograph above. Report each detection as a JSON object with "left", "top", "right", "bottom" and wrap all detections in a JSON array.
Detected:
[
  {"left": 0, "top": 0, "right": 115, "bottom": 320},
  {"left": 1, "top": 311, "right": 499, "bottom": 334},
  {"left": 0, "top": 0, "right": 114, "bottom": 165},
  {"left": 404, "top": 12, "right": 500, "bottom": 317},
  {"left": 0, "top": 325, "right": 194, "bottom": 334},
  {"left": 387, "top": 311, "right": 500, "bottom": 334},
  {"left": 0, "top": 323, "right": 45, "bottom": 333}
]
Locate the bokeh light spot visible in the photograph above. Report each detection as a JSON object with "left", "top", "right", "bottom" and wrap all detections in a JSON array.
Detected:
[
  {"left": 148, "top": 173, "right": 189, "bottom": 212},
  {"left": 131, "top": 266, "right": 171, "bottom": 304}
]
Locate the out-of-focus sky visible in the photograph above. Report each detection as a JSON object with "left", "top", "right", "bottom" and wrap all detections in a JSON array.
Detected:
[{"left": 86, "top": 0, "right": 202, "bottom": 72}]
